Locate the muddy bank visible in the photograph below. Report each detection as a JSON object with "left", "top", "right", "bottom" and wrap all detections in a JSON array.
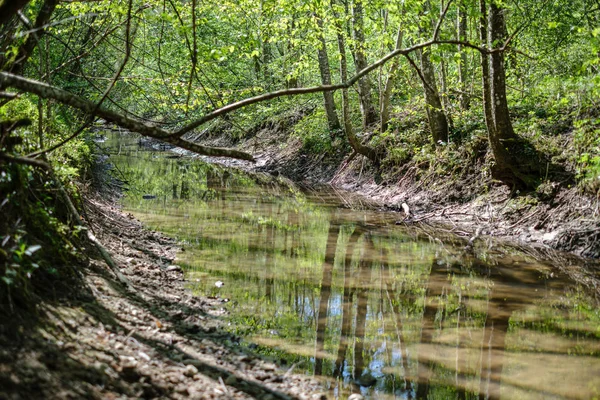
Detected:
[
  {"left": 178, "top": 119, "right": 600, "bottom": 259},
  {"left": 0, "top": 191, "right": 323, "bottom": 400}
]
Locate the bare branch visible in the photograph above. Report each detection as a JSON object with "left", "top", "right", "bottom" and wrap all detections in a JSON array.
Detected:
[
  {"left": 403, "top": 53, "right": 437, "bottom": 96},
  {"left": 432, "top": 0, "right": 454, "bottom": 41},
  {"left": 0, "top": 72, "right": 255, "bottom": 161},
  {"left": 0, "top": 92, "right": 18, "bottom": 99},
  {"left": 0, "top": 152, "right": 51, "bottom": 169}
]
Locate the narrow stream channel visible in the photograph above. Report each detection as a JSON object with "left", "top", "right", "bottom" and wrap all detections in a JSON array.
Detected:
[{"left": 104, "top": 132, "right": 600, "bottom": 400}]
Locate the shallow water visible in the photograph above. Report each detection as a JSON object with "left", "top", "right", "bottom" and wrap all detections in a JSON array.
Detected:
[{"left": 106, "top": 132, "right": 600, "bottom": 400}]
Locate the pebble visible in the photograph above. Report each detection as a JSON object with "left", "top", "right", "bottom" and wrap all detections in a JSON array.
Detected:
[
  {"left": 138, "top": 351, "right": 151, "bottom": 362},
  {"left": 175, "top": 384, "right": 189, "bottom": 394},
  {"left": 184, "top": 364, "right": 198, "bottom": 377},
  {"left": 166, "top": 265, "right": 182, "bottom": 272}
]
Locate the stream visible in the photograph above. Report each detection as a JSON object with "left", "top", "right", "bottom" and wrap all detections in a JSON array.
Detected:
[{"left": 105, "top": 132, "right": 600, "bottom": 400}]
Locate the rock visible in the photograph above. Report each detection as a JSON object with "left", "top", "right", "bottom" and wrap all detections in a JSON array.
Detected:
[
  {"left": 348, "top": 394, "right": 364, "bottom": 400},
  {"left": 175, "top": 384, "right": 189, "bottom": 394},
  {"left": 224, "top": 374, "right": 238, "bottom": 385},
  {"left": 215, "top": 280, "right": 225, "bottom": 288},
  {"left": 183, "top": 359, "right": 203, "bottom": 367},
  {"left": 263, "top": 362, "right": 276, "bottom": 371},
  {"left": 166, "top": 265, "right": 182, "bottom": 272},
  {"left": 255, "top": 371, "right": 270, "bottom": 381},
  {"left": 184, "top": 364, "right": 198, "bottom": 377}
]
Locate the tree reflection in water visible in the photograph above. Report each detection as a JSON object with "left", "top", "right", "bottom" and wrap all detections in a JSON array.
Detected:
[{"left": 111, "top": 134, "right": 600, "bottom": 400}]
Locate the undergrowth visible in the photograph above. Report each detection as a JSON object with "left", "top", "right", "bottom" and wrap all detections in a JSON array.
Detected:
[{"left": 1, "top": 96, "right": 91, "bottom": 319}]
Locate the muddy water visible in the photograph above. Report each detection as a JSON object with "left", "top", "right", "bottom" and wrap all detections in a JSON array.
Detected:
[{"left": 106, "top": 133, "right": 600, "bottom": 400}]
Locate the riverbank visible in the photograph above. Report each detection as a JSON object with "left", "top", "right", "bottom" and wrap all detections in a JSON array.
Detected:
[
  {"left": 0, "top": 189, "right": 323, "bottom": 399},
  {"left": 182, "top": 114, "right": 600, "bottom": 259}
]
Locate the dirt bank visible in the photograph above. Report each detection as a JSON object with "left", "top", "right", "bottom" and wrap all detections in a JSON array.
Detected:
[
  {"left": 0, "top": 191, "right": 323, "bottom": 400},
  {"left": 183, "top": 119, "right": 600, "bottom": 259}
]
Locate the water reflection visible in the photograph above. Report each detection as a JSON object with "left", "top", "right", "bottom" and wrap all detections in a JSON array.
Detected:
[{"left": 106, "top": 132, "right": 600, "bottom": 400}]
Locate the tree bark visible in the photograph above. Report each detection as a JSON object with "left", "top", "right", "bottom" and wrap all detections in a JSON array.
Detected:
[
  {"left": 334, "top": 18, "right": 378, "bottom": 164},
  {"left": 315, "top": 12, "right": 341, "bottom": 133},
  {"left": 0, "top": 72, "right": 256, "bottom": 161},
  {"left": 380, "top": 23, "right": 404, "bottom": 133},
  {"left": 457, "top": 0, "right": 470, "bottom": 110},
  {"left": 0, "top": 0, "right": 30, "bottom": 26},
  {"left": 480, "top": 0, "right": 540, "bottom": 187},
  {"left": 420, "top": 45, "right": 449, "bottom": 144},
  {"left": 417, "top": 1, "right": 449, "bottom": 145},
  {"left": 351, "top": 0, "right": 378, "bottom": 128}
]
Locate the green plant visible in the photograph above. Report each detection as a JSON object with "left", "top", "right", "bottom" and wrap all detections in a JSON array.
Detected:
[{"left": 293, "top": 109, "right": 333, "bottom": 154}]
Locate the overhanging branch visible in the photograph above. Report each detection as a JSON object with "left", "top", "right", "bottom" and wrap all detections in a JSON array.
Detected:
[{"left": 0, "top": 72, "right": 255, "bottom": 161}]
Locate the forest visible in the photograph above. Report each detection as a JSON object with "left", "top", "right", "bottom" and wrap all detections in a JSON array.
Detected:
[{"left": 1, "top": 0, "right": 600, "bottom": 398}]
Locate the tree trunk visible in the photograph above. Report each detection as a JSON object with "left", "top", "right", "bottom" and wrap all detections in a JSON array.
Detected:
[
  {"left": 315, "top": 12, "right": 341, "bottom": 133},
  {"left": 420, "top": 45, "right": 449, "bottom": 144},
  {"left": 479, "top": 0, "right": 494, "bottom": 132},
  {"left": 380, "top": 23, "right": 404, "bottom": 133},
  {"left": 334, "top": 17, "right": 378, "bottom": 164},
  {"left": 481, "top": 0, "right": 540, "bottom": 188},
  {"left": 416, "top": 1, "right": 449, "bottom": 145},
  {"left": 351, "top": 0, "right": 378, "bottom": 128},
  {"left": 457, "top": 0, "right": 470, "bottom": 110},
  {"left": 2, "top": 0, "right": 58, "bottom": 74}
]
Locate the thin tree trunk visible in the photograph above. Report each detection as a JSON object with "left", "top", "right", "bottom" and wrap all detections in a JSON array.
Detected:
[
  {"left": 420, "top": 45, "right": 449, "bottom": 144},
  {"left": 457, "top": 0, "right": 470, "bottom": 110},
  {"left": 440, "top": 56, "right": 450, "bottom": 112},
  {"left": 351, "top": 0, "right": 378, "bottom": 128},
  {"left": 488, "top": 3, "right": 516, "bottom": 143},
  {"left": 287, "top": 18, "right": 298, "bottom": 88},
  {"left": 479, "top": 0, "right": 494, "bottom": 134},
  {"left": 316, "top": 12, "right": 342, "bottom": 133},
  {"left": 333, "top": 7, "right": 378, "bottom": 164},
  {"left": 380, "top": 23, "right": 404, "bottom": 133},
  {"left": 417, "top": 1, "right": 449, "bottom": 144},
  {"left": 2, "top": 0, "right": 58, "bottom": 74}
]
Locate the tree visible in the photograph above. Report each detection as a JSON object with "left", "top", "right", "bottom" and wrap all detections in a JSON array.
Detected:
[
  {"left": 457, "top": 0, "right": 470, "bottom": 110},
  {"left": 416, "top": 1, "right": 449, "bottom": 145},
  {"left": 315, "top": 6, "right": 342, "bottom": 133},
  {"left": 350, "top": 0, "right": 378, "bottom": 128},
  {"left": 479, "top": 0, "right": 542, "bottom": 188}
]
